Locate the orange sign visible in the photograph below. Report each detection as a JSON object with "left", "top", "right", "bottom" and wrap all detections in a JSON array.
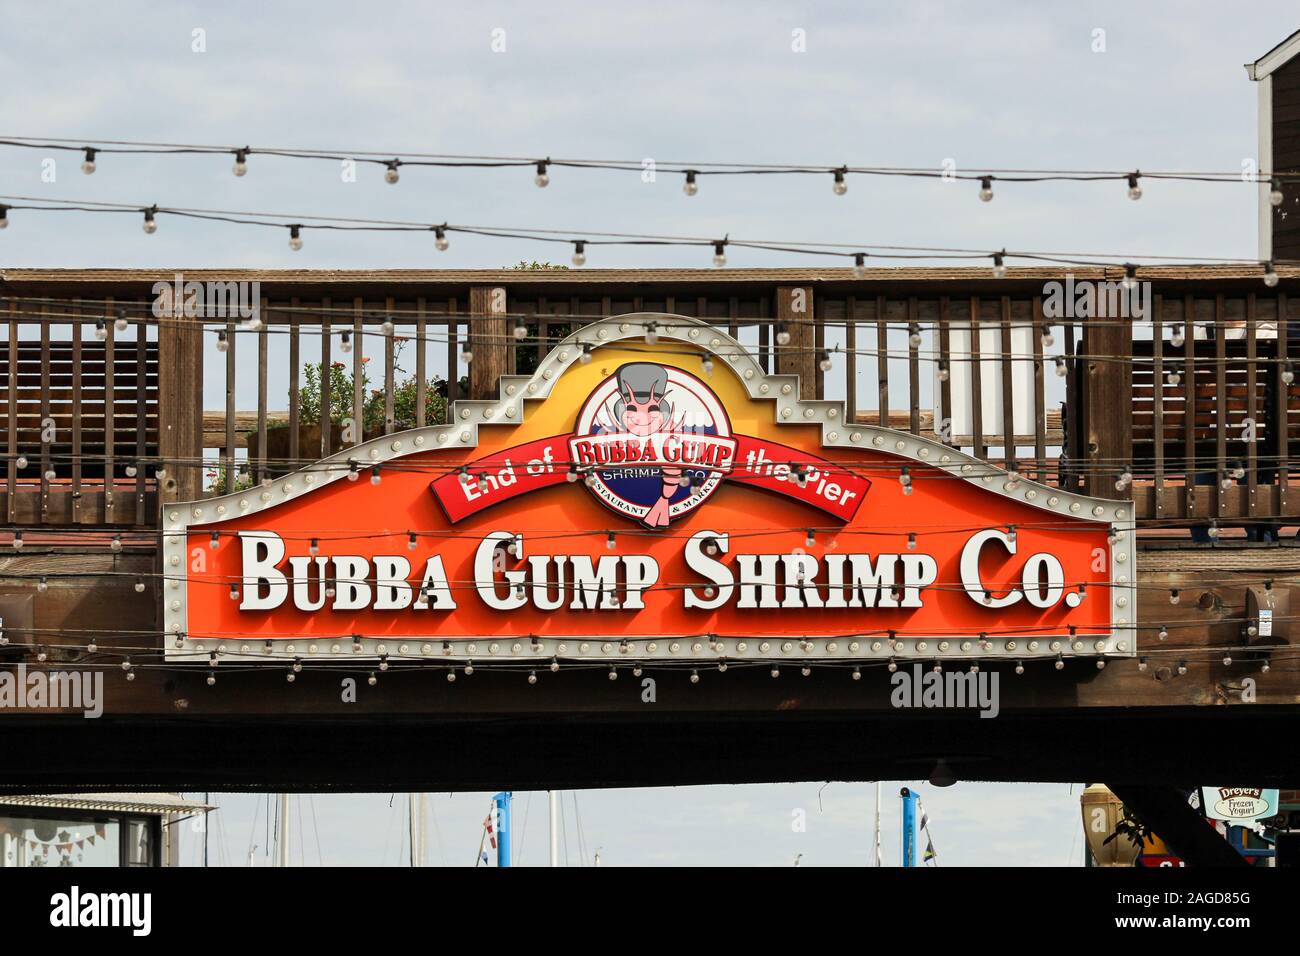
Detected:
[{"left": 165, "top": 315, "right": 1134, "bottom": 664}]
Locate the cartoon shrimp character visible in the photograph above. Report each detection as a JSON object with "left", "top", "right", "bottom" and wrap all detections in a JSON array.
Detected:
[{"left": 612, "top": 362, "right": 684, "bottom": 528}]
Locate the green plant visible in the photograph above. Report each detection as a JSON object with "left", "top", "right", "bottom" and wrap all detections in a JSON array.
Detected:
[{"left": 296, "top": 352, "right": 447, "bottom": 432}]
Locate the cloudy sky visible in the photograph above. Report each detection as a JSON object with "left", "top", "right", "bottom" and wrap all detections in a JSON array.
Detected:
[{"left": 2, "top": 1, "right": 1292, "bottom": 864}]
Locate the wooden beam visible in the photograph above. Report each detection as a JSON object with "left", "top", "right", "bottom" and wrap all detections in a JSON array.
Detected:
[
  {"left": 776, "top": 286, "right": 816, "bottom": 399},
  {"left": 468, "top": 286, "right": 508, "bottom": 400}
]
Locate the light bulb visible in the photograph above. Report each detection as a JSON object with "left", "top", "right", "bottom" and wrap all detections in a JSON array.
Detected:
[
  {"left": 114, "top": 310, "right": 129, "bottom": 332},
  {"left": 853, "top": 252, "right": 867, "bottom": 279},
  {"left": 579, "top": 343, "right": 593, "bottom": 364},
  {"left": 370, "top": 466, "right": 382, "bottom": 486},
  {"left": 775, "top": 322, "right": 791, "bottom": 346},
  {"left": 216, "top": 331, "right": 229, "bottom": 353},
  {"left": 1121, "top": 264, "right": 1138, "bottom": 290},
  {"left": 701, "top": 355, "right": 714, "bottom": 376},
  {"left": 1263, "top": 262, "right": 1279, "bottom": 287},
  {"left": 571, "top": 241, "right": 586, "bottom": 267},
  {"left": 908, "top": 324, "right": 922, "bottom": 349},
  {"left": 818, "top": 350, "right": 832, "bottom": 372},
  {"left": 384, "top": 161, "right": 400, "bottom": 184},
  {"left": 381, "top": 318, "right": 394, "bottom": 336},
  {"left": 1284, "top": 361, "right": 1295, "bottom": 386},
  {"left": 1170, "top": 326, "right": 1185, "bottom": 348},
  {"left": 683, "top": 170, "right": 698, "bottom": 196},
  {"left": 606, "top": 532, "right": 616, "bottom": 550},
  {"left": 37, "top": 576, "right": 48, "bottom": 592},
  {"left": 1041, "top": 324, "right": 1055, "bottom": 349},
  {"left": 534, "top": 160, "right": 550, "bottom": 187},
  {"left": 513, "top": 321, "right": 527, "bottom": 340},
  {"left": 142, "top": 208, "right": 157, "bottom": 234},
  {"left": 434, "top": 226, "right": 449, "bottom": 251},
  {"left": 712, "top": 241, "right": 727, "bottom": 268},
  {"left": 1126, "top": 172, "right": 1142, "bottom": 200},
  {"left": 81, "top": 148, "right": 97, "bottom": 174},
  {"left": 0, "top": 206, "right": 9, "bottom": 229},
  {"left": 992, "top": 252, "right": 1006, "bottom": 279},
  {"left": 1166, "top": 366, "right": 1181, "bottom": 387},
  {"left": 134, "top": 578, "right": 146, "bottom": 593},
  {"left": 978, "top": 176, "right": 994, "bottom": 202},
  {"left": 644, "top": 322, "right": 659, "bottom": 345},
  {"left": 460, "top": 347, "right": 473, "bottom": 365},
  {"left": 832, "top": 168, "right": 847, "bottom": 195},
  {"left": 340, "top": 330, "right": 352, "bottom": 353},
  {"left": 233, "top": 149, "right": 248, "bottom": 177},
  {"left": 288, "top": 225, "right": 303, "bottom": 251},
  {"left": 938, "top": 360, "right": 950, "bottom": 382},
  {"left": 1270, "top": 178, "right": 1284, "bottom": 207}
]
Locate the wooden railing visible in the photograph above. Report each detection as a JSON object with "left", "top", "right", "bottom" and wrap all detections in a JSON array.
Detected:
[{"left": 3, "top": 283, "right": 1297, "bottom": 529}]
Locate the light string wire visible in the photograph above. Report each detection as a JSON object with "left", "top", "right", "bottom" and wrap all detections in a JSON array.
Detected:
[
  {"left": 1, "top": 194, "right": 1297, "bottom": 269},
  {"left": 2, "top": 135, "right": 1298, "bottom": 185}
]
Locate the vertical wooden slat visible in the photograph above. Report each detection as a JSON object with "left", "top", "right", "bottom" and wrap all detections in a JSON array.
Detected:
[
  {"left": 320, "top": 297, "right": 332, "bottom": 459},
  {"left": 759, "top": 321, "right": 770, "bottom": 377},
  {"left": 1031, "top": 296, "right": 1047, "bottom": 480},
  {"left": 1277, "top": 294, "right": 1290, "bottom": 514},
  {"left": 728, "top": 296, "right": 739, "bottom": 340},
  {"left": 39, "top": 309, "right": 50, "bottom": 522},
  {"left": 384, "top": 295, "right": 396, "bottom": 434},
  {"left": 1183, "top": 295, "right": 1197, "bottom": 518},
  {"left": 288, "top": 297, "right": 300, "bottom": 464},
  {"left": 908, "top": 297, "right": 920, "bottom": 435},
  {"left": 5, "top": 301, "right": 16, "bottom": 523},
  {"left": 969, "top": 297, "right": 986, "bottom": 460},
  {"left": 415, "top": 297, "right": 427, "bottom": 428},
  {"left": 536, "top": 297, "right": 548, "bottom": 367},
  {"left": 814, "top": 297, "right": 826, "bottom": 399},
  {"left": 103, "top": 297, "right": 115, "bottom": 520},
  {"left": 875, "top": 296, "right": 888, "bottom": 427},
  {"left": 999, "top": 297, "right": 1014, "bottom": 467},
  {"left": 1214, "top": 295, "right": 1227, "bottom": 519},
  {"left": 446, "top": 297, "right": 459, "bottom": 418},
  {"left": 224, "top": 314, "right": 236, "bottom": 494},
  {"left": 71, "top": 303, "right": 82, "bottom": 521},
  {"left": 1151, "top": 295, "right": 1165, "bottom": 518},
  {"left": 845, "top": 295, "right": 857, "bottom": 421},
  {"left": 134, "top": 314, "right": 147, "bottom": 524},
  {"left": 1085, "top": 294, "right": 1133, "bottom": 499},
  {"left": 156, "top": 303, "right": 203, "bottom": 503},
  {"left": 256, "top": 297, "right": 269, "bottom": 484},
  {"left": 352, "top": 298, "right": 364, "bottom": 445},
  {"left": 1246, "top": 294, "right": 1258, "bottom": 516},
  {"left": 938, "top": 297, "right": 953, "bottom": 446}
]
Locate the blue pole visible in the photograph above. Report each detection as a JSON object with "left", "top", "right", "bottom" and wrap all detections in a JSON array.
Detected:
[
  {"left": 900, "top": 788, "right": 919, "bottom": 867},
  {"left": 493, "top": 792, "right": 512, "bottom": 867}
]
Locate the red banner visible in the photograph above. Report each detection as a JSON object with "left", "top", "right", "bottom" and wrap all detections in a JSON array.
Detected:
[{"left": 430, "top": 433, "right": 869, "bottom": 523}]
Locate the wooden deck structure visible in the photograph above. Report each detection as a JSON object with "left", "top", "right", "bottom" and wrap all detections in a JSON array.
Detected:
[{"left": 2, "top": 266, "right": 1299, "bottom": 807}]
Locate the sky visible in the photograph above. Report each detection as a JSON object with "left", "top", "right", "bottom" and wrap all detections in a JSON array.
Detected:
[{"left": 2, "top": 1, "right": 1294, "bottom": 864}]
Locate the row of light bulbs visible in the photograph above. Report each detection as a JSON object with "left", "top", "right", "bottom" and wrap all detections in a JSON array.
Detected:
[{"left": 68, "top": 146, "right": 1293, "bottom": 210}]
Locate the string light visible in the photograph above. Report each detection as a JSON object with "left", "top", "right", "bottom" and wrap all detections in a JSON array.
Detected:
[
  {"left": 339, "top": 330, "right": 352, "bottom": 353},
  {"left": 534, "top": 159, "right": 550, "bottom": 188},
  {"left": 434, "top": 225, "right": 449, "bottom": 251},
  {"left": 1054, "top": 355, "right": 1067, "bottom": 377},
  {"left": 1158, "top": 625, "right": 1168, "bottom": 641},
  {"left": 908, "top": 323, "right": 922, "bottom": 349},
  {"left": 579, "top": 343, "right": 593, "bottom": 364},
  {"left": 1264, "top": 261, "right": 1279, "bottom": 288},
  {"left": 1177, "top": 661, "right": 1187, "bottom": 676},
  {"left": 37, "top": 576, "right": 48, "bottom": 593},
  {"left": 938, "top": 359, "right": 950, "bottom": 382},
  {"left": 907, "top": 532, "right": 917, "bottom": 550},
  {"left": 832, "top": 167, "right": 848, "bottom": 195},
  {"left": 683, "top": 170, "right": 698, "bottom": 196},
  {"left": 899, "top": 466, "right": 912, "bottom": 495},
  {"left": 233, "top": 149, "right": 248, "bottom": 177},
  {"left": 818, "top": 350, "right": 833, "bottom": 372},
  {"left": 134, "top": 577, "right": 145, "bottom": 593},
  {"left": 805, "top": 528, "right": 815, "bottom": 548},
  {"left": 1014, "top": 661, "right": 1024, "bottom": 675},
  {"left": 701, "top": 354, "right": 714, "bottom": 376},
  {"left": 80, "top": 147, "right": 97, "bottom": 174},
  {"left": 0, "top": 204, "right": 8, "bottom": 228},
  {"left": 1283, "top": 360, "right": 1295, "bottom": 386},
  {"left": 229, "top": 583, "right": 239, "bottom": 600},
  {"left": 288, "top": 224, "right": 303, "bottom": 251},
  {"left": 94, "top": 319, "right": 107, "bottom": 341},
  {"left": 775, "top": 322, "right": 791, "bottom": 346},
  {"left": 408, "top": 532, "right": 418, "bottom": 551},
  {"left": 1170, "top": 588, "right": 1180, "bottom": 605},
  {"left": 1138, "top": 657, "right": 1148, "bottom": 672},
  {"left": 978, "top": 176, "right": 994, "bottom": 202},
  {"left": 571, "top": 240, "right": 586, "bottom": 267},
  {"left": 1121, "top": 263, "right": 1138, "bottom": 290},
  {"left": 528, "top": 671, "right": 538, "bottom": 684},
  {"left": 347, "top": 460, "right": 359, "bottom": 482},
  {"left": 1270, "top": 177, "right": 1284, "bottom": 207},
  {"left": 1041, "top": 324, "right": 1055, "bottom": 349},
  {"left": 370, "top": 465, "right": 382, "bottom": 486},
  {"left": 141, "top": 206, "right": 157, "bottom": 234},
  {"left": 606, "top": 531, "right": 617, "bottom": 550},
  {"left": 459, "top": 343, "right": 473, "bottom": 364},
  {"left": 853, "top": 253, "right": 867, "bottom": 279},
  {"left": 991, "top": 251, "right": 1007, "bottom": 279},
  {"left": 1165, "top": 364, "right": 1182, "bottom": 387},
  {"left": 110, "top": 534, "right": 122, "bottom": 553},
  {"left": 384, "top": 160, "right": 401, "bottom": 184},
  {"left": 381, "top": 317, "right": 394, "bottom": 336},
  {"left": 712, "top": 240, "right": 727, "bottom": 268},
  {"left": 1126, "top": 172, "right": 1142, "bottom": 200},
  {"left": 1170, "top": 324, "right": 1186, "bottom": 348},
  {"left": 113, "top": 309, "right": 128, "bottom": 332},
  {"left": 512, "top": 318, "right": 527, "bottom": 340},
  {"left": 216, "top": 330, "right": 228, "bottom": 352}
]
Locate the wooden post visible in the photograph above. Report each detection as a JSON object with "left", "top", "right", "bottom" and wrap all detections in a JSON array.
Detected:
[
  {"left": 1085, "top": 310, "right": 1133, "bottom": 499},
  {"left": 776, "top": 286, "right": 816, "bottom": 399},
  {"left": 469, "top": 286, "right": 508, "bottom": 400},
  {"left": 157, "top": 311, "right": 203, "bottom": 503}
]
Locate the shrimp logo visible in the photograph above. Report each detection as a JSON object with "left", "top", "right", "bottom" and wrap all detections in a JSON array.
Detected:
[{"left": 569, "top": 363, "right": 737, "bottom": 528}]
